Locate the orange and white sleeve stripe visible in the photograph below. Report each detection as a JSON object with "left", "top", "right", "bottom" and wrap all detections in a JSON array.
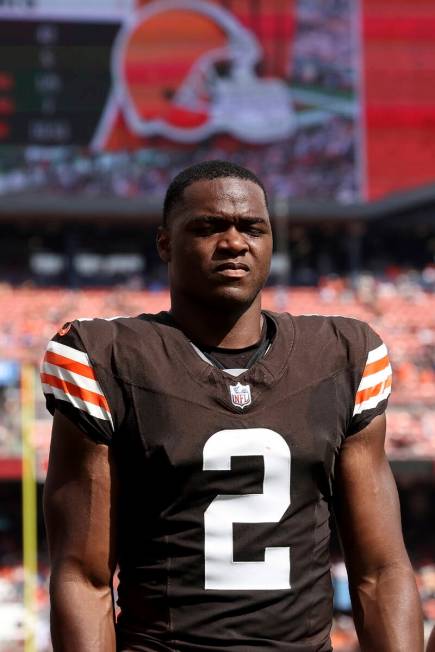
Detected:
[
  {"left": 353, "top": 343, "right": 392, "bottom": 416},
  {"left": 41, "top": 340, "right": 113, "bottom": 428}
]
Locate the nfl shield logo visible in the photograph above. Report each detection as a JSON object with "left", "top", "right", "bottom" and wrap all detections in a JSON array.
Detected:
[{"left": 229, "top": 383, "right": 252, "bottom": 409}]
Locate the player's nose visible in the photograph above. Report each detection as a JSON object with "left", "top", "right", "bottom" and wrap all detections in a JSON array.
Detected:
[{"left": 216, "top": 226, "right": 248, "bottom": 254}]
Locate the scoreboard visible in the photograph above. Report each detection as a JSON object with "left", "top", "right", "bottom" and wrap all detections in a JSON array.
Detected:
[
  {"left": 0, "top": 0, "right": 297, "bottom": 148},
  {"left": 0, "top": 15, "right": 121, "bottom": 145},
  {"left": 0, "top": 0, "right": 434, "bottom": 205}
]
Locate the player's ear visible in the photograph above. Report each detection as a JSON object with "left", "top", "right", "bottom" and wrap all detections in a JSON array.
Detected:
[{"left": 156, "top": 226, "right": 171, "bottom": 263}]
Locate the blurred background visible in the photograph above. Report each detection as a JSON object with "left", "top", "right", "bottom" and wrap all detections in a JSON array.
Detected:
[{"left": 0, "top": 0, "right": 434, "bottom": 650}]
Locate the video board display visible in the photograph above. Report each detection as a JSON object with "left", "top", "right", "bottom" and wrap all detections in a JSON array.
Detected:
[
  {"left": 363, "top": 0, "right": 435, "bottom": 200},
  {"left": 0, "top": 17, "right": 118, "bottom": 145},
  {"left": 0, "top": 0, "right": 314, "bottom": 148},
  {"left": 0, "top": 0, "right": 434, "bottom": 210}
]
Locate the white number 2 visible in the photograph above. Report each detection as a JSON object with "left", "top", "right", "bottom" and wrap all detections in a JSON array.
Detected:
[{"left": 203, "top": 428, "right": 291, "bottom": 591}]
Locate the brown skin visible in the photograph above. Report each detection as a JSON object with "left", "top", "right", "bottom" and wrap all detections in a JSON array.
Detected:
[
  {"left": 44, "top": 176, "right": 423, "bottom": 651},
  {"left": 44, "top": 411, "right": 118, "bottom": 651},
  {"left": 156, "top": 177, "right": 273, "bottom": 348},
  {"left": 334, "top": 413, "right": 423, "bottom": 651}
]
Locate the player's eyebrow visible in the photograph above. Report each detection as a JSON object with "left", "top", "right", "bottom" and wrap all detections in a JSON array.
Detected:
[{"left": 189, "top": 215, "right": 268, "bottom": 225}]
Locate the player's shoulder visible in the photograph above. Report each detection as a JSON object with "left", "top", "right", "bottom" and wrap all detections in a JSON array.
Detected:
[
  {"left": 295, "top": 312, "right": 372, "bottom": 345},
  {"left": 273, "top": 311, "right": 380, "bottom": 370},
  {"left": 274, "top": 310, "right": 373, "bottom": 343},
  {"left": 48, "top": 311, "right": 172, "bottom": 369},
  {"left": 57, "top": 311, "right": 169, "bottom": 340}
]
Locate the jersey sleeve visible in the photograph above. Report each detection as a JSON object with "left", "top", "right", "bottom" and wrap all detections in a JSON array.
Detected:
[
  {"left": 41, "top": 320, "right": 123, "bottom": 444},
  {"left": 347, "top": 325, "right": 392, "bottom": 436}
]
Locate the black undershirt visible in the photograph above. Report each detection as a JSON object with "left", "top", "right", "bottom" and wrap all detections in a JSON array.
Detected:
[{"left": 198, "top": 314, "right": 275, "bottom": 370}]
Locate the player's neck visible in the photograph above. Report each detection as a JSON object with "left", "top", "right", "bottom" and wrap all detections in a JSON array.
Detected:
[{"left": 169, "top": 295, "right": 263, "bottom": 349}]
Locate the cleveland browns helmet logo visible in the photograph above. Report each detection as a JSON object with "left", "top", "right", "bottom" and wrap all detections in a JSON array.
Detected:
[{"left": 94, "top": 0, "right": 295, "bottom": 146}]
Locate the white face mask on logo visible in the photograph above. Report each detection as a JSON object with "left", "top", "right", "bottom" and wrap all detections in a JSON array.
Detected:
[{"left": 106, "top": 0, "right": 295, "bottom": 145}]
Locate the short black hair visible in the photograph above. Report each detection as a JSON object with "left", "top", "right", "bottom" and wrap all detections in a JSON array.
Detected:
[{"left": 162, "top": 160, "right": 269, "bottom": 226}]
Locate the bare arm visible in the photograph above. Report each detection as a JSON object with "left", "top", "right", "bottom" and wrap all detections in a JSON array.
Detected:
[
  {"left": 334, "top": 414, "right": 423, "bottom": 651},
  {"left": 43, "top": 410, "right": 118, "bottom": 652}
]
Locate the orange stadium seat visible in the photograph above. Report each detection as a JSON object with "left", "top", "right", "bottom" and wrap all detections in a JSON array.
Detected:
[{"left": 1, "top": 285, "right": 433, "bottom": 459}]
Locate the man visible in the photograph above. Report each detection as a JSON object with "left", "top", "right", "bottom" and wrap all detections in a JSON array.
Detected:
[{"left": 42, "top": 160, "right": 423, "bottom": 651}]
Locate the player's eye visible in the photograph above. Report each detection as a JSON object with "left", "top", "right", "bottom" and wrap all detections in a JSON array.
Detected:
[
  {"left": 191, "top": 220, "right": 227, "bottom": 236},
  {"left": 242, "top": 225, "right": 264, "bottom": 236},
  {"left": 192, "top": 224, "right": 217, "bottom": 236}
]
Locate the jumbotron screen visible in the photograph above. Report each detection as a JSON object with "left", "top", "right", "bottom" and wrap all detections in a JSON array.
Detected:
[{"left": 0, "top": 0, "right": 434, "bottom": 209}]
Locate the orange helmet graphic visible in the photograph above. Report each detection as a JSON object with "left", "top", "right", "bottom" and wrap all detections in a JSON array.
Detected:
[{"left": 109, "top": 0, "right": 295, "bottom": 142}]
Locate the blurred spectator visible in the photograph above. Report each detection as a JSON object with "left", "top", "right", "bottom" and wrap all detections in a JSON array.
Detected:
[
  {"left": 0, "top": 273, "right": 433, "bottom": 459},
  {"left": 0, "top": 119, "right": 358, "bottom": 205}
]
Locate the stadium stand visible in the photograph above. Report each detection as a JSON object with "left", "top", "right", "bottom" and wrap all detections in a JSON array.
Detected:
[
  {"left": 0, "top": 0, "right": 433, "bottom": 648},
  {"left": 0, "top": 275, "right": 432, "bottom": 650},
  {"left": 0, "top": 279, "right": 433, "bottom": 460}
]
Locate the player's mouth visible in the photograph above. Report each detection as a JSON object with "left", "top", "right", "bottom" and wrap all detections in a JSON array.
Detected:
[{"left": 214, "top": 262, "right": 250, "bottom": 278}]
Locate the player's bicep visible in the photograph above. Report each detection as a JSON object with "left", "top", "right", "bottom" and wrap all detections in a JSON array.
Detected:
[
  {"left": 333, "top": 414, "right": 408, "bottom": 578},
  {"left": 44, "top": 410, "right": 118, "bottom": 585}
]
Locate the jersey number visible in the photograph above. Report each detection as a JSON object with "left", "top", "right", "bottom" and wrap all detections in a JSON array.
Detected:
[{"left": 202, "top": 428, "right": 291, "bottom": 591}]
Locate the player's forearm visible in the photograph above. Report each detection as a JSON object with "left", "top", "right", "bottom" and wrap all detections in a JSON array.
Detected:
[
  {"left": 350, "top": 563, "right": 423, "bottom": 652},
  {"left": 50, "top": 568, "right": 116, "bottom": 652}
]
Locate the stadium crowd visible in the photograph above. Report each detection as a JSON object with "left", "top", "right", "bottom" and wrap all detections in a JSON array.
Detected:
[
  {"left": 293, "top": 0, "right": 355, "bottom": 92},
  {"left": 0, "top": 269, "right": 433, "bottom": 460},
  {"left": 0, "top": 269, "right": 433, "bottom": 650},
  {"left": 0, "top": 562, "right": 50, "bottom": 651},
  {"left": 0, "top": 0, "right": 359, "bottom": 209},
  {"left": 0, "top": 115, "right": 357, "bottom": 206},
  {"left": 0, "top": 0, "right": 432, "bottom": 648}
]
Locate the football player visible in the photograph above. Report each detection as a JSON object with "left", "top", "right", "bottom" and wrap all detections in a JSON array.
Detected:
[{"left": 42, "top": 161, "right": 423, "bottom": 651}]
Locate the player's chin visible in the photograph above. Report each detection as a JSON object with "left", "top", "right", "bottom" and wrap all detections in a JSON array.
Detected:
[{"left": 208, "top": 282, "right": 261, "bottom": 307}]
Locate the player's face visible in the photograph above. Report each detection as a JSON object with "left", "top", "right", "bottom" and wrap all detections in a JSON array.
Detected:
[{"left": 158, "top": 177, "right": 273, "bottom": 309}]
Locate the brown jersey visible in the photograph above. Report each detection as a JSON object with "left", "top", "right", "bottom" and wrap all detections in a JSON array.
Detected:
[{"left": 42, "top": 311, "right": 392, "bottom": 652}]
